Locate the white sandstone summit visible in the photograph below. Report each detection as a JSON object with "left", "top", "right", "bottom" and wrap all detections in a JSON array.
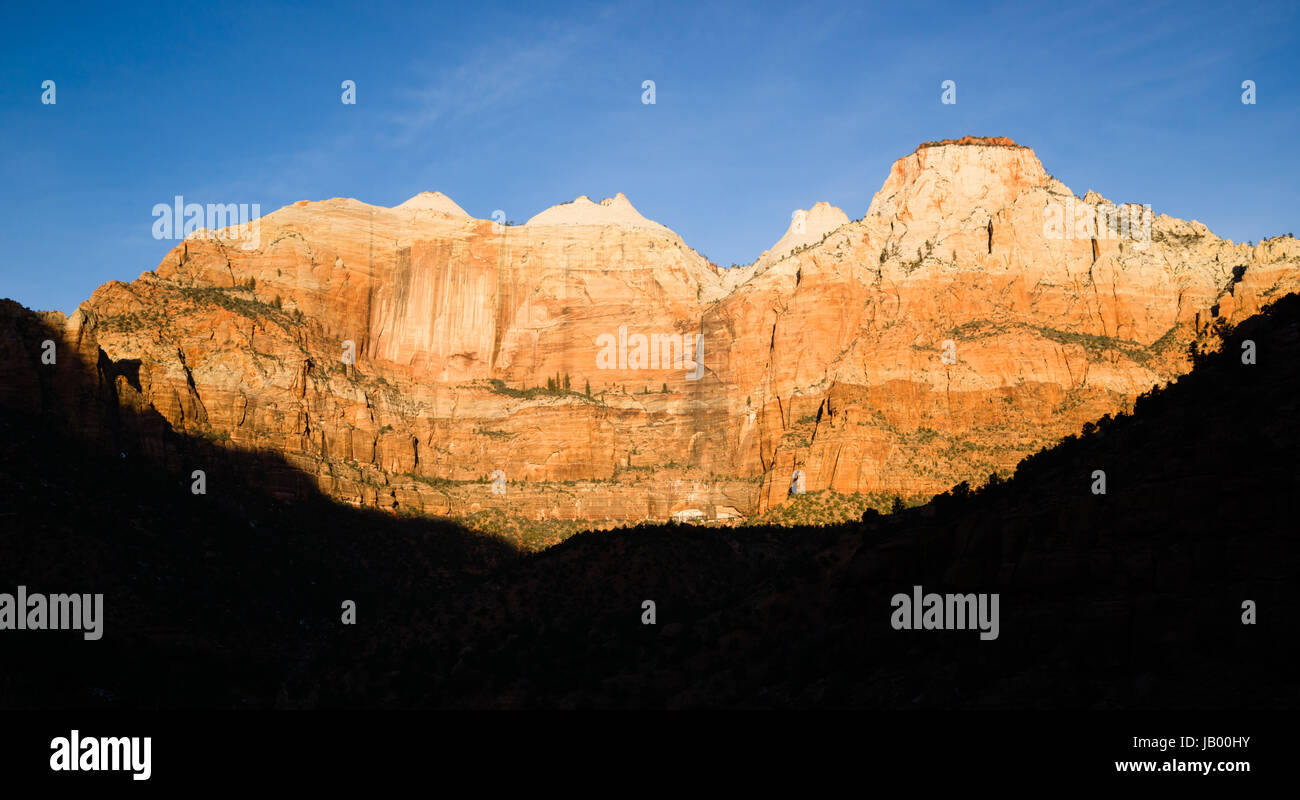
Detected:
[
  {"left": 719, "top": 201, "right": 851, "bottom": 291},
  {"left": 394, "top": 191, "right": 470, "bottom": 217},
  {"left": 751, "top": 201, "right": 850, "bottom": 271},
  {"left": 525, "top": 192, "right": 672, "bottom": 233}
]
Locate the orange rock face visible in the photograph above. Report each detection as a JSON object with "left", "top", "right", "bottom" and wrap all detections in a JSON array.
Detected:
[{"left": 60, "top": 140, "right": 1300, "bottom": 522}]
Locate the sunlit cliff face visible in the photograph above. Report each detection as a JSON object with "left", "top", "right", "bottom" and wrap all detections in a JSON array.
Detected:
[{"left": 61, "top": 139, "right": 1300, "bottom": 523}]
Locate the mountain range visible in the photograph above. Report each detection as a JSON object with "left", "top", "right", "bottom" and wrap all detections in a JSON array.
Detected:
[{"left": 6, "top": 136, "right": 1299, "bottom": 532}]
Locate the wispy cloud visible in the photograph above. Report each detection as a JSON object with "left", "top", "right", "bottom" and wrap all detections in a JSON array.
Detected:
[{"left": 380, "top": 26, "right": 595, "bottom": 148}]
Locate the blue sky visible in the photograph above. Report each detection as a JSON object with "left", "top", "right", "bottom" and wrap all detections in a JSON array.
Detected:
[{"left": 1, "top": 0, "right": 1296, "bottom": 313}]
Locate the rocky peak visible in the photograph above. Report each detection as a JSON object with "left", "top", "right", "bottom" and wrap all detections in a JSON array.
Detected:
[
  {"left": 750, "top": 202, "right": 851, "bottom": 272},
  {"left": 871, "top": 137, "right": 1051, "bottom": 218},
  {"left": 524, "top": 192, "right": 672, "bottom": 233},
  {"left": 394, "top": 191, "right": 471, "bottom": 217},
  {"left": 854, "top": 137, "right": 1058, "bottom": 267}
]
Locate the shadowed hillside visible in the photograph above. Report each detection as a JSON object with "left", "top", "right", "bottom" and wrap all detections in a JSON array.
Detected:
[
  {"left": 1, "top": 294, "right": 1298, "bottom": 708},
  {"left": 0, "top": 302, "right": 520, "bottom": 707}
]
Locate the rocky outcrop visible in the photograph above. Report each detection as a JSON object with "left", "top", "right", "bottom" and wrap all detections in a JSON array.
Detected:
[
  {"left": 740, "top": 201, "right": 851, "bottom": 279},
  {"left": 16, "top": 137, "right": 1299, "bottom": 522}
]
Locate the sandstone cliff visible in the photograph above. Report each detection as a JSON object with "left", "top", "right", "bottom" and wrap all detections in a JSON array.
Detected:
[{"left": 22, "top": 137, "right": 1299, "bottom": 523}]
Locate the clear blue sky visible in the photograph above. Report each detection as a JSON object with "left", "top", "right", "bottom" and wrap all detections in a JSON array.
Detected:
[{"left": 2, "top": 0, "right": 1296, "bottom": 313}]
